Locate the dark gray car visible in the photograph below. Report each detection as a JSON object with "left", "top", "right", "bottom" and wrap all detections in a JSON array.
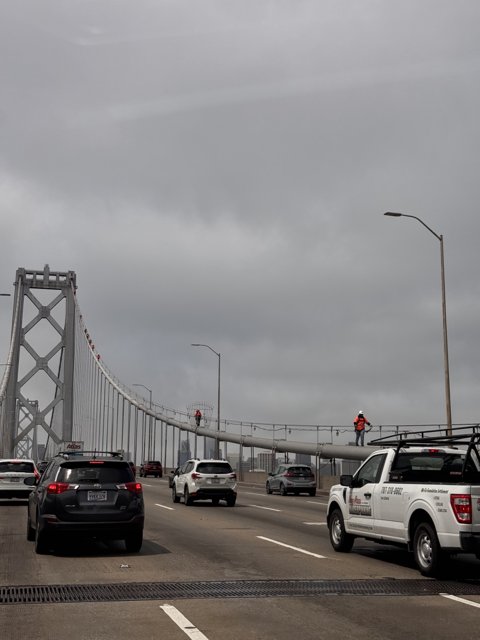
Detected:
[
  {"left": 266, "top": 463, "right": 316, "bottom": 496},
  {"left": 26, "top": 451, "right": 144, "bottom": 554}
]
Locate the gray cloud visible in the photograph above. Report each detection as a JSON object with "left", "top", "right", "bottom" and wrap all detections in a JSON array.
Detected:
[{"left": 1, "top": 0, "right": 480, "bottom": 434}]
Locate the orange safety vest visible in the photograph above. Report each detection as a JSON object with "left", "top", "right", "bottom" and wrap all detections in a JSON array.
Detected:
[{"left": 354, "top": 415, "right": 368, "bottom": 431}]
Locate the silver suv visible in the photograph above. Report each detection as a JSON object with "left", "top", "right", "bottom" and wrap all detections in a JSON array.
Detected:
[
  {"left": 266, "top": 463, "right": 316, "bottom": 496},
  {"left": 172, "top": 459, "right": 237, "bottom": 506}
]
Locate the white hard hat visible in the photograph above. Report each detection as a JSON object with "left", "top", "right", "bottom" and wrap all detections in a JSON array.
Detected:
[{"left": 358, "top": 410, "right": 363, "bottom": 414}]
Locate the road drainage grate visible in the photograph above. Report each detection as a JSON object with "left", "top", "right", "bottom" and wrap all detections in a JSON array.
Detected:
[{"left": 1, "top": 579, "right": 480, "bottom": 605}]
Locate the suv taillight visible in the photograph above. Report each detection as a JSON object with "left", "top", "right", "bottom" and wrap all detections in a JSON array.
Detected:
[
  {"left": 47, "top": 482, "right": 70, "bottom": 495},
  {"left": 191, "top": 472, "right": 201, "bottom": 480},
  {"left": 123, "top": 482, "right": 142, "bottom": 494},
  {"left": 229, "top": 472, "right": 237, "bottom": 480},
  {"left": 450, "top": 494, "right": 472, "bottom": 524}
]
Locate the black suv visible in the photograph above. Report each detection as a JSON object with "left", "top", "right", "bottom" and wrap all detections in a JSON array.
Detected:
[{"left": 26, "top": 451, "right": 144, "bottom": 554}]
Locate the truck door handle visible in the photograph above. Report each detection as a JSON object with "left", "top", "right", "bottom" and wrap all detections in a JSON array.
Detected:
[{"left": 364, "top": 493, "right": 371, "bottom": 499}]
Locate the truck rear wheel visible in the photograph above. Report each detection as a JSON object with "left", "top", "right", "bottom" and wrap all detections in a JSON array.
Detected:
[
  {"left": 413, "top": 522, "right": 442, "bottom": 576},
  {"left": 329, "top": 508, "right": 354, "bottom": 552}
]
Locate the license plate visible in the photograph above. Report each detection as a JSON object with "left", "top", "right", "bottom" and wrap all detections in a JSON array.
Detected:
[
  {"left": 87, "top": 491, "right": 107, "bottom": 501},
  {"left": 10, "top": 478, "right": 20, "bottom": 483},
  {"left": 210, "top": 478, "right": 220, "bottom": 484}
]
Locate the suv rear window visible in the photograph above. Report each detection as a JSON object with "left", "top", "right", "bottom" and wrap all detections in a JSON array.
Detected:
[
  {"left": 197, "top": 462, "right": 232, "bottom": 474},
  {"left": 58, "top": 462, "right": 132, "bottom": 483},
  {"left": 0, "top": 461, "right": 35, "bottom": 473},
  {"left": 146, "top": 461, "right": 161, "bottom": 465},
  {"left": 286, "top": 466, "right": 313, "bottom": 476}
]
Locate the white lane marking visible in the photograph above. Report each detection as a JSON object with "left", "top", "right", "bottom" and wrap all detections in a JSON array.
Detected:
[
  {"left": 257, "top": 536, "right": 326, "bottom": 558},
  {"left": 141, "top": 484, "right": 153, "bottom": 487},
  {"left": 248, "top": 504, "right": 282, "bottom": 512},
  {"left": 244, "top": 491, "right": 328, "bottom": 506},
  {"left": 304, "top": 522, "right": 327, "bottom": 526},
  {"left": 160, "top": 604, "right": 210, "bottom": 639},
  {"left": 440, "top": 594, "right": 480, "bottom": 609},
  {"left": 155, "top": 503, "right": 175, "bottom": 511}
]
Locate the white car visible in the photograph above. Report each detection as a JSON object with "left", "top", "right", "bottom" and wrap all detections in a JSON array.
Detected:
[
  {"left": 0, "top": 458, "right": 39, "bottom": 500},
  {"left": 172, "top": 458, "right": 237, "bottom": 506}
]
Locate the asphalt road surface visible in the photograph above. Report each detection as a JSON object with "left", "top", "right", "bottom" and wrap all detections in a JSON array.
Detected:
[{"left": 1, "top": 479, "right": 480, "bottom": 640}]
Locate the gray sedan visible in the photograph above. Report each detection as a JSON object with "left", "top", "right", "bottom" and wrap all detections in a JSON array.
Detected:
[{"left": 266, "top": 464, "right": 316, "bottom": 496}]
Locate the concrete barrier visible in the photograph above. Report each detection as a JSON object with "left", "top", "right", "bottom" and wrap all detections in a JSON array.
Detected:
[{"left": 318, "top": 476, "right": 340, "bottom": 491}]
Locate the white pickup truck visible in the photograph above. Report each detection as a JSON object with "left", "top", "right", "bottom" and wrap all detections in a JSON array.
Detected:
[{"left": 327, "top": 429, "right": 480, "bottom": 576}]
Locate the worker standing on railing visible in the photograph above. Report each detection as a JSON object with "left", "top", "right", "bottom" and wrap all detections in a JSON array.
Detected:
[
  {"left": 194, "top": 408, "right": 202, "bottom": 427},
  {"left": 353, "top": 410, "right": 371, "bottom": 446}
]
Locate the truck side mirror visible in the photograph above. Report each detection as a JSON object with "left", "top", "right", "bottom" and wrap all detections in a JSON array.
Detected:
[{"left": 340, "top": 474, "right": 353, "bottom": 487}]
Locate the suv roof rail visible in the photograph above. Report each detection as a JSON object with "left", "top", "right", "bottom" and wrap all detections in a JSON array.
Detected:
[
  {"left": 55, "top": 450, "right": 124, "bottom": 460},
  {"left": 369, "top": 425, "right": 480, "bottom": 449}
]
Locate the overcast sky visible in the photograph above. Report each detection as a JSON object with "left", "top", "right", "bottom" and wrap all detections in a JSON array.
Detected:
[{"left": 1, "top": 1, "right": 480, "bottom": 434}]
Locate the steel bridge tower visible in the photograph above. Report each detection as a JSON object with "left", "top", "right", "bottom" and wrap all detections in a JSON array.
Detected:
[{"left": 0, "top": 266, "right": 77, "bottom": 458}]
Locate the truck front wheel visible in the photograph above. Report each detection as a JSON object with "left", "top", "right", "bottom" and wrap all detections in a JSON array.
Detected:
[
  {"left": 329, "top": 508, "right": 354, "bottom": 552},
  {"left": 413, "top": 522, "right": 442, "bottom": 576}
]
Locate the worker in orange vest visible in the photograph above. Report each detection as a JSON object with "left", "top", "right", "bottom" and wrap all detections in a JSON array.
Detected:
[{"left": 353, "top": 410, "right": 371, "bottom": 446}]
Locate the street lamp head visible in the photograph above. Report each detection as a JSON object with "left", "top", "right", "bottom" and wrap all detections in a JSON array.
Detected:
[
  {"left": 191, "top": 343, "right": 220, "bottom": 357},
  {"left": 384, "top": 212, "right": 403, "bottom": 217},
  {"left": 132, "top": 383, "right": 152, "bottom": 393}
]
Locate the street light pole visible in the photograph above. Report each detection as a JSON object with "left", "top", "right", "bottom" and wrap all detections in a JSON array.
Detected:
[
  {"left": 384, "top": 212, "right": 452, "bottom": 435},
  {"left": 191, "top": 343, "right": 221, "bottom": 458}
]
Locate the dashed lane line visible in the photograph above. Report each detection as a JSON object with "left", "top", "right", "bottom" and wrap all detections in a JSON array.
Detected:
[
  {"left": 248, "top": 504, "right": 282, "bottom": 512},
  {"left": 160, "top": 604, "right": 210, "bottom": 639},
  {"left": 155, "top": 503, "right": 175, "bottom": 510},
  {"left": 440, "top": 594, "right": 480, "bottom": 609},
  {"left": 244, "top": 491, "right": 268, "bottom": 496},
  {"left": 244, "top": 491, "right": 328, "bottom": 507},
  {"left": 257, "top": 536, "right": 326, "bottom": 558}
]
